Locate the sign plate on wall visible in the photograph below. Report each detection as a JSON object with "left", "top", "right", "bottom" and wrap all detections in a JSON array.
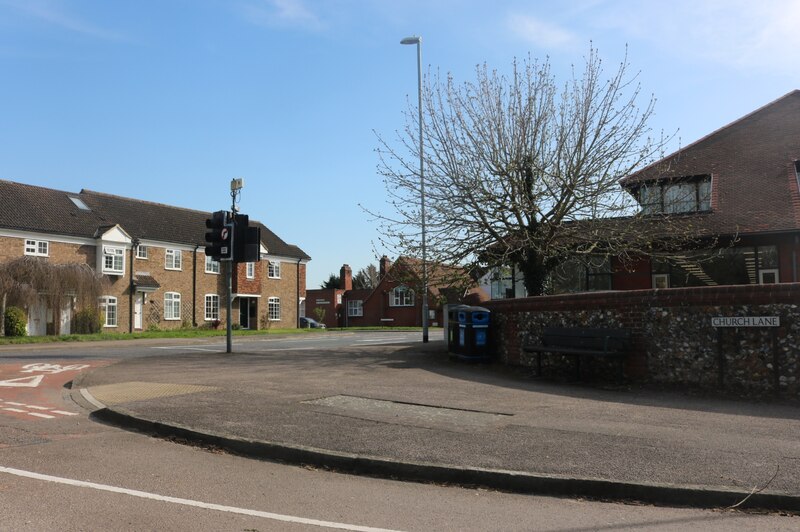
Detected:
[{"left": 711, "top": 316, "right": 780, "bottom": 327}]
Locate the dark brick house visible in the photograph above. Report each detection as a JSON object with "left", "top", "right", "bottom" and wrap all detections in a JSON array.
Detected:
[
  {"left": 0, "top": 180, "right": 310, "bottom": 334},
  {"left": 484, "top": 90, "right": 800, "bottom": 297},
  {"left": 307, "top": 257, "right": 487, "bottom": 329}
]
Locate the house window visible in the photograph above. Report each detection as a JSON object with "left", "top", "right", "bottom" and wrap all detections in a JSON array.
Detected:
[
  {"left": 136, "top": 245, "right": 148, "bottom": 259},
  {"left": 268, "top": 261, "right": 281, "bottom": 278},
  {"left": 164, "top": 292, "right": 181, "bottom": 320},
  {"left": 757, "top": 245, "right": 779, "bottom": 284},
  {"left": 347, "top": 300, "right": 363, "bottom": 317},
  {"left": 24, "top": 239, "right": 49, "bottom": 257},
  {"left": 205, "top": 255, "right": 220, "bottom": 274},
  {"left": 268, "top": 297, "right": 281, "bottom": 321},
  {"left": 652, "top": 273, "right": 670, "bottom": 289},
  {"left": 102, "top": 246, "right": 125, "bottom": 275},
  {"left": 165, "top": 249, "right": 182, "bottom": 270},
  {"left": 99, "top": 296, "right": 117, "bottom": 327},
  {"left": 586, "top": 256, "right": 612, "bottom": 291},
  {"left": 638, "top": 176, "right": 712, "bottom": 214},
  {"left": 246, "top": 262, "right": 255, "bottom": 279},
  {"left": 204, "top": 294, "right": 219, "bottom": 321},
  {"left": 390, "top": 286, "right": 414, "bottom": 307}
]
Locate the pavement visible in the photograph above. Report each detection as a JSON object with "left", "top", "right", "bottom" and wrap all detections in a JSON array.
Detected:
[{"left": 70, "top": 338, "right": 800, "bottom": 512}]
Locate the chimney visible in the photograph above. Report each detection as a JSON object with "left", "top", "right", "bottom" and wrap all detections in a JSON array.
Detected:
[
  {"left": 379, "top": 255, "right": 392, "bottom": 279},
  {"left": 340, "top": 264, "right": 352, "bottom": 291}
]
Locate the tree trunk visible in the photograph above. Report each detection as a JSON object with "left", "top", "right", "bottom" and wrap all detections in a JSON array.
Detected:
[
  {"left": 517, "top": 251, "right": 551, "bottom": 297},
  {"left": 0, "top": 292, "right": 5, "bottom": 336}
]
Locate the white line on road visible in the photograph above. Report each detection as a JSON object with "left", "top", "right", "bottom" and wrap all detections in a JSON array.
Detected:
[
  {"left": 0, "top": 466, "right": 405, "bottom": 532},
  {"left": 50, "top": 410, "right": 78, "bottom": 416},
  {"left": 27, "top": 412, "right": 55, "bottom": 419},
  {"left": 3, "top": 408, "right": 26, "bottom": 413},
  {"left": 150, "top": 346, "right": 221, "bottom": 352}
]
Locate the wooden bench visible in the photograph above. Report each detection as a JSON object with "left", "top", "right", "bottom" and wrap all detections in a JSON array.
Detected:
[{"left": 522, "top": 327, "right": 631, "bottom": 380}]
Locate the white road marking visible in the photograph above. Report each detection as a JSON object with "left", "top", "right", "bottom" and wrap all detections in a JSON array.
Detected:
[
  {"left": 0, "top": 375, "right": 44, "bottom": 387},
  {"left": 0, "top": 401, "right": 80, "bottom": 420},
  {"left": 150, "top": 346, "right": 221, "bottom": 352},
  {"left": 0, "top": 466, "right": 405, "bottom": 532}
]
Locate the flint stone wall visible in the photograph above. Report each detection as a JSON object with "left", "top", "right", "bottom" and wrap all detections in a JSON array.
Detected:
[{"left": 484, "top": 284, "right": 800, "bottom": 399}]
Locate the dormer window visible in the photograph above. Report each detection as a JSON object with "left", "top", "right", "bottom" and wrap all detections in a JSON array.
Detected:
[
  {"left": 102, "top": 246, "right": 125, "bottom": 275},
  {"left": 637, "top": 175, "right": 711, "bottom": 214}
]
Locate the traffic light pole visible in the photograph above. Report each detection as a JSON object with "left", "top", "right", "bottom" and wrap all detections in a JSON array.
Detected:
[{"left": 226, "top": 248, "right": 233, "bottom": 354}]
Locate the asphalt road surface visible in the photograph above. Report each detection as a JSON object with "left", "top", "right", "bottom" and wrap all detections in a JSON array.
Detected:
[{"left": 0, "top": 332, "right": 796, "bottom": 530}]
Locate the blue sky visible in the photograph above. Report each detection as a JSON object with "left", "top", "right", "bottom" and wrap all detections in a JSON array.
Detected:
[{"left": 1, "top": 0, "right": 798, "bottom": 287}]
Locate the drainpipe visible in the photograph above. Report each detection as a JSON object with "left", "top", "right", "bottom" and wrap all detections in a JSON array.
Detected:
[
  {"left": 193, "top": 245, "right": 199, "bottom": 327},
  {"left": 296, "top": 258, "right": 301, "bottom": 327},
  {"left": 794, "top": 235, "right": 799, "bottom": 282}
]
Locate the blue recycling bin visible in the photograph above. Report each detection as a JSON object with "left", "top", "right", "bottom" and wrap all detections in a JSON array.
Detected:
[
  {"left": 447, "top": 304, "right": 469, "bottom": 355},
  {"left": 457, "top": 306, "right": 491, "bottom": 361}
]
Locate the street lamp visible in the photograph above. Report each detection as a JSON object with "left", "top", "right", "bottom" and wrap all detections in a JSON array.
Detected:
[{"left": 401, "top": 35, "right": 429, "bottom": 343}]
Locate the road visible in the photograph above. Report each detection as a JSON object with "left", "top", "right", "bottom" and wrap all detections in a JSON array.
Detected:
[{"left": 0, "top": 332, "right": 796, "bottom": 530}]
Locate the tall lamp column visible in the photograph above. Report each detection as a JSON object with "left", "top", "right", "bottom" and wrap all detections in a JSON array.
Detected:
[{"left": 400, "top": 35, "right": 429, "bottom": 343}]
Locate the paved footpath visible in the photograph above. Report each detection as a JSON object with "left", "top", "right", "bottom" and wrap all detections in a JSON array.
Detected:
[{"left": 72, "top": 340, "right": 800, "bottom": 511}]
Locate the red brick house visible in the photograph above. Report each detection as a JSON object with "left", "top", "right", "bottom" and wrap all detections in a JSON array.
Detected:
[
  {"left": 0, "top": 180, "right": 310, "bottom": 334},
  {"left": 307, "top": 257, "right": 487, "bottom": 328},
  {"left": 483, "top": 90, "right": 800, "bottom": 297}
]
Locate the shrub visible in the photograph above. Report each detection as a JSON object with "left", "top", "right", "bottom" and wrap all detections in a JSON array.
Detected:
[
  {"left": 73, "top": 308, "right": 104, "bottom": 334},
  {"left": 3, "top": 306, "right": 27, "bottom": 337}
]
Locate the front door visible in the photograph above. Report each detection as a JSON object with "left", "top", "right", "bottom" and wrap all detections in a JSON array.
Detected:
[
  {"left": 240, "top": 298, "right": 250, "bottom": 329},
  {"left": 134, "top": 293, "right": 144, "bottom": 330}
]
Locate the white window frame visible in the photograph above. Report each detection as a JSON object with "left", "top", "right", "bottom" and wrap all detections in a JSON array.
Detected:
[
  {"left": 99, "top": 296, "right": 118, "bottom": 327},
  {"left": 136, "top": 245, "right": 148, "bottom": 259},
  {"left": 652, "top": 273, "right": 670, "bottom": 289},
  {"left": 759, "top": 269, "right": 779, "bottom": 284},
  {"left": 165, "top": 249, "right": 182, "bottom": 271},
  {"left": 164, "top": 292, "right": 181, "bottom": 321},
  {"left": 204, "top": 294, "right": 220, "bottom": 321},
  {"left": 390, "top": 286, "right": 414, "bottom": 307},
  {"left": 268, "top": 261, "right": 281, "bottom": 279},
  {"left": 102, "top": 246, "right": 125, "bottom": 275},
  {"left": 205, "top": 255, "right": 220, "bottom": 274},
  {"left": 246, "top": 262, "right": 255, "bottom": 279},
  {"left": 268, "top": 297, "right": 281, "bottom": 321},
  {"left": 24, "top": 239, "right": 49, "bottom": 257},
  {"left": 347, "top": 300, "right": 363, "bottom": 317}
]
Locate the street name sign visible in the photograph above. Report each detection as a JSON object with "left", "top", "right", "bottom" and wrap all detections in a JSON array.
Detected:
[{"left": 711, "top": 316, "right": 780, "bottom": 327}]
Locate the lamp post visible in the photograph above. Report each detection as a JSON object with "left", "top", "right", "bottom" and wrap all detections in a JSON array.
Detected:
[{"left": 400, "top": 35, "right": 429, "bottom": 343}]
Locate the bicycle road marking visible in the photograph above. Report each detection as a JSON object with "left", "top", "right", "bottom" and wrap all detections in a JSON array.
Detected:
[{"left": 0, "top": 466, "right": 405, "bottom": 532}]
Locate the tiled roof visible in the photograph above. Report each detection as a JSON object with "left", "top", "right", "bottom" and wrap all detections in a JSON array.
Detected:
[
  {"left": 0, "top": 180, "right": 309, "bottom": 260},
  {"left": 620, "top": 90, "right": 800, "bottom": 236}
]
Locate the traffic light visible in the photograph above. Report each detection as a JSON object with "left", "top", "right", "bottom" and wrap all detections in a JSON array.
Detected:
[
  {"left": 233, "top": 214, "right": 261, "bottom": 263},
  {"left": 205, "top": 210, "right": 233, "bottom": 261}
]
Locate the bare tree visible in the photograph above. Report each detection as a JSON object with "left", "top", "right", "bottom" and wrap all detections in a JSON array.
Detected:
[
  {"left": 352, "top": 264, "right": 379, "bottom": 290},
  {"left": 373, "top": 46, "right": 701, "bottom": 295}
]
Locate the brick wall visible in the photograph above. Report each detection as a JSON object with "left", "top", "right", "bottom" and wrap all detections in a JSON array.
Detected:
[
  {"left": 485, "top": 284, "right": 800, "bottom": 399},
  {"left": 261, "top": 259, "right": 302, "bottom": 329}
]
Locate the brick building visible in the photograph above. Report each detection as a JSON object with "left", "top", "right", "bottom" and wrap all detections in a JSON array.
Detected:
[
  {"left": 0, "top": 180, "right": 310, "bottom": 334},
  {"left": 482, "top": 90, "right": 800, "bottom": 297},
  {"left": 307, "top": 257, "right": 487, "bottom": 328}
]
